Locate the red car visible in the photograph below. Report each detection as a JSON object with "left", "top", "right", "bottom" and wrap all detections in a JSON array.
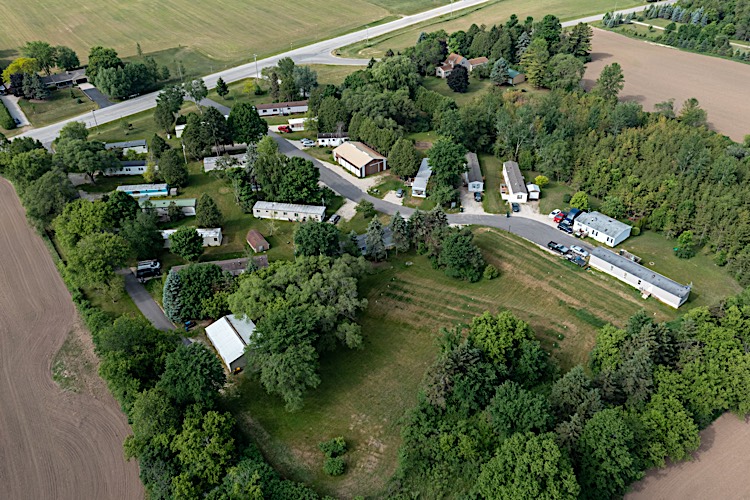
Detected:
[
  {"left": 553, "top": 212, "right": 567, "bottom": 223},
  {"left": 277, "top": 125, "right": 291, "bottom": 133}
]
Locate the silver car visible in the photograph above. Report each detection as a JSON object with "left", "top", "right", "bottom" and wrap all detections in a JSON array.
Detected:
[{"left": 570, "top": 245, "right": 589, "bottom": 258}]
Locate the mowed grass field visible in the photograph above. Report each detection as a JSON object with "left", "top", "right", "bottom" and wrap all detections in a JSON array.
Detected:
[
  {"left": 226, "top": 227, "right": 708, "bottom": 498},
  {"left": 0, "top": 0, "right": 449, "bottom": 69}
]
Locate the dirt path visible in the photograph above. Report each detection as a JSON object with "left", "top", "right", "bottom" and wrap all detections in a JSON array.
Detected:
[
  {"left": 0, "top": 179, "right": 143, "bottom": 499},
  {"left": 583, "top": 28, "right": 750, "bottom": 143},
  {"left": 628, "top": 413, "right": 750, "bottom": 499}
]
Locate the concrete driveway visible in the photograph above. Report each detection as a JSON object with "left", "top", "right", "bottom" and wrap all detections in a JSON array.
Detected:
[{"left": 0, "top": 95, "right": 30, "bottom": 126}]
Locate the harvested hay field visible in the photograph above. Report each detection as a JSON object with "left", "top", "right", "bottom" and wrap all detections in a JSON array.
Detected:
[
  {"left": 584, "top": 28, "right": 750, "bottom": 143},
  {"left": 0, "top": 179, "right": 142, "bottom": 499},
  {"left": 627, "top": 413, "right": 750, "bottom": 500}
]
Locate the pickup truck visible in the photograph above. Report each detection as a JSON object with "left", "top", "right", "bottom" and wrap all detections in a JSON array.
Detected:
[{"left": 547, "top": 241, "right": 570, "bottom": 255}]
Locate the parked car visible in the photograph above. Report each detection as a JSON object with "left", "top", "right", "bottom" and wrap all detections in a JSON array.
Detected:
[
  {"left": 277, "top": 125, "right": 291, "bottom": 133},
  {"left": 568, "top": 255, "right": 588, "bottom": 267},
  {"left": 557, "top": 222, "right": 574, "bottom": 234},
  {"left": 13, "top": 117, "right": 21, "bottom": 125},
  {"left": 558, "top": 245, "right": 570, "bottom": 255},
  {"left": 564, "top": 208, "right": 583, "bottom": 224},
  {"left": 570, "top": 245, "right": 589, "bottom": 258},
  {"left": 547, "top": 241, "right": 569, "bottom": 255},
  {"left": 329, "top": 214, "right": 341, "bottom": 225},
  {"left": 300, "top": 138, "right": 315, "bottom": 147},
  {"left": 549, "top": 209, "right": 561, "bottom": 219},
  {"left": 511, "top": 203, "right": 520, "bottom": 213},
  {"left": 474, "top": 191, "right": 482, "bottom": 202},
  {"left": 396, "top": 188, "right": 405, "bottom": 198},
  {"left": 135, "top": 260, "right": 161, "bottom": 282},
  {"left": 553, "top": 212, "right": 567, "bottom": 223},
  {"left": 547, "top": 241, "right": 561, "bottom": 251}
]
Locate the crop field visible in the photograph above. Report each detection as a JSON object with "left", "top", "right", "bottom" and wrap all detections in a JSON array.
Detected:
[
  {"left": 228, "top": 227, "right": 706, "bottom": 497},
  {"left": 0, "top": 0, "right": 450, "bottom": 70}
]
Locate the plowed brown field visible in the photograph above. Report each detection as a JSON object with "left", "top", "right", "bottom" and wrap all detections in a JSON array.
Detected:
[
  {"left": 584, "top": 28, "right": 750, "bottom": 143},
  {"left": 0, "top": 178, "right": 142, "bottom": 499}
]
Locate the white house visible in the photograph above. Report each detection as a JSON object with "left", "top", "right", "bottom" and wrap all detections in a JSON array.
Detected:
[
  {"left": 501, "top": 161, "right": 528, "bottom": 203},
  {"left": 463, "top": 152, "right": 484, "bottom": 192},
  {"left": 104, "top": 139, "right": 148, "bottom": 155},
  {"left": 256, "top": 100, "right": 308, "bottom": 117},
  {"left": 574, "top": 211, "right": 632, "bottom": 247},
  {"left": 203, "top": 153, "right": 247, "bottom": 172},
  {"left": 412, "top": 158, "right": 433, "bottom": 198},
  {"left": 589, "top": 247, "right": 691, "bottom": 308},
  {"left": 139, "top": 198, "right": 196, "bottom": 216},
  {"left": 161, "top": 228, "right": 223, "bottom": 248},
  {"left": 288, "top": 117, "right": 307, "bottom": 131},
  {"left": 205, "top": 314, "right": 256, "bottom": 372},
  {"left": 332, "top": 141, "right": 387, "bottom": 178},
  {"left": 435, "top": 53, "right": 471, "bottom": 78},
  {"left": 526, "top": 183, "right": 540, "bottom": 201},
  {"left": 317, "top": 133, "right": 349, "bottom": 147},
  {"left": 103, "top": 160, "right": 150, "bottom": 176},
  {"left": 116, "top": 183, "right": 169, "bottom": 198},
  {"left": 252, "top": 201, "right": 326, "bottom": 222}
]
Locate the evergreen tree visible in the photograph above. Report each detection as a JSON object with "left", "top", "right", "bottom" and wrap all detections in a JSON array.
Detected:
[
  {"left": 163, "top": 270, "right": 183, "bottom": 322},
  {"left": 520, "top": 38, "right": 550, "bottom": 88},
  {"left": 215, "top": 77, "right": 229, "bottom": 98},
  {"left": 390, "top": 211, "right": 411, "bottom": 254},
  {"left": 515, "top": 31, "right": 531, "bottom": 60},
  {"left": 388, "top": 138, "right": 420, "bottom": 178},
  {"left": 159, "top": 149, "right": 189, "bottom": 187},
  {"left": 365, "top": 218, "right": 386, "bottom": 261},
  {"left": 196, "top": 193, "right": 223, "bottom": 227},
  {"left": 490, "top": 57, "right": 511, "bottom": 85},
  {"left": 592, "top": 62, "right": 624, "bottom": 105},
  {"left": 446, "top": 65, "right": 469, "bottom": 93}
]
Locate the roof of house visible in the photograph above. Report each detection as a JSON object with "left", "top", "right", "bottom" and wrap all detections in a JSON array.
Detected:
[
  {"left": 502, "top": 161, "right": 527, "bottom": 194},
  {"left": 446, "top": 53, "right": 466, "bottom": 65},
  {"left": 591, "top": 247, "right": 691, "bottom": 299},
  {"left": 255, "top": 100, "right": 308, "bottom": 110},
  {"left": 333, "top": 141, "right": 385, "bottom": 168},
  {"left": 253, "top": 201, "right": 326, "bottom": 216},
  {"left": 105, "top": 139, "right": 147, "bottom": 150},
  {"left": 120, "top": 160, "right": 147, "bottom": 167},
  {"left": 41, "top": 68, "right": 86, "bottom": 85},
  {"left": 508, "top": 69, "right": 523, "bottom": 79},
  {"left": 468, "top": 57, "right": 489, "bottom": 65},
  {"left": 576, "top": 211, "right": 631, "bottom": 238},
  {"left": 465, "top": 152, "right": 482, "bottom": 183},
  {"left": 116, "top": 183, "right": 168, "bottom": 192},
  {"left": 171, "top": 257, "right": 268, "bottom": 276},
  {"left": 317, "top": 132, "right": 349, "bottom": 139},
  {"left": 205, "top": 314, "right": 256, "bottom": 367},
  {"left": 203, "top": 153, "right": 246, "bottom": 171},
  {"left": 139, "top": 198, "right": 196, "bottom": 208},
  {"left": 161, "top": 228, "right": 222, "bottom": 240},
  {"left": 356, "top": 227, "right": 394, "bottom": 253},
  {"left": 246, "top": 229, "right": 269, "bottom": 250},
  {"left": 288, "top": 118, "right": 307, "bottom": 125},
  {"left": 413, "top": 158, "right": 433, "bottom": 192},
  {"left": 438, "top": 64, "right": 453, "bottom": 72}
]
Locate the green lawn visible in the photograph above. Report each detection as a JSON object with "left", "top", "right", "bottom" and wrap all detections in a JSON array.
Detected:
[
  {"left": 229, "top": 227, "right": 691, "bottom": 498},
  {"left": 370, "top": 175, "right": 405, "bottom": 198},
  {"left": 537, "top": 179, "right": 575, "bottom": 215},
  {"left": 480, "top": 154, "right": 503, "bottom": 213},
  {"left": 422, "top": 75, "right": 495, "bottom": 107},
  {"left": 17, "top": 88, "right": 97, "bottom": 128}
]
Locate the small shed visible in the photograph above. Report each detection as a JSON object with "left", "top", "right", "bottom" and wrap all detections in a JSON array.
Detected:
[
  {"left": 463, "top": 152, "right": 484, "bottom": 192},
  {"left": 526, "top": 183, "right": 540, "bottom": 201},
  {"left": 205, "top": 314, "right": 256, "bottom": 372},
  {"left": 507, "top": 69, "right": 526, "bottom": 85},
  {"left": 246, "top": 229, "right": 270, "bottom": 252}
]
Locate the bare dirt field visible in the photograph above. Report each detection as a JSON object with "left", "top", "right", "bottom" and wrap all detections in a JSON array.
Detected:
[
  {"left": 628, "top": 413, "right": 750, "bottom": 499},
  {"left": 0, "top": 179, "right": 142, "bottom": 499},
  {"left": 583, "top": 28, "right": 750, "bottom": 143}
]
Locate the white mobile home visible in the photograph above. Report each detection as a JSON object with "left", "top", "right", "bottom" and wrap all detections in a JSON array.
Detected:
[
  {"left": 317, "top": 133, "right": 349, "bottom": 147},
  {"left": 256, "top": 100, "right": 308, "bottom": 117},
  {"left": 252, "top": 201, "right": 326, "bottom": 222},
  {"left": 574, "top": 211, "right": 632, "bottom": 247},
  {"left": 412, "top": 158, "right": 433, "bottom": 198},
  {"left": 139, "top": 198, "right": 196, "bottom": 216},
  {"left": 203, "top": 153, "right": 247, "bottom": 172},
  {"left": 463, "top": 152, "right": 484, "bottom": 192},
  {"left": 205, "top": 314, "right": 256, "bottom": 372},
  {"left": 116, "top": 183, "right": 169, "bottom": 198},
  {"left": 161, "top": 228, "right": 223, "bottom": 248},
  {"left": 104, "top": 139, "right": 148, "bottom": 155},
  {"left": 288, "top": 117, "right": 307, "bottom": 131},
  {"left": 104, "top": 160, "right": 150, "bottom": 176},
  {"left": 589, "top": 247, "right": 691, "bottom": 308},
  {"left": 501, "top": 161, "right": 528, "bottom": 203}
]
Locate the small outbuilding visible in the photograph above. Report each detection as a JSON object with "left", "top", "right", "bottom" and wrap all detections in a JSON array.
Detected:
[
  {"left": 589, "top": 247, "right": 691, "bottom": 308},
  {"left": 246, "top": 229, "right": 270, "bottom": 252},
  {"left": 205, "top": 314, "right": 256, "bottom": 372},
  {"left": 105, "top": 139, "right": 148, "bottom": 155},
  {"left": 288, "top": 117, "right": 307, "bottom": 131},
  {"left": 501, "top": 161, "right": 528, "bottom": 203},
  {"left": 507, "top": 69, "right": 526, "bottom": 85},
  {"left": 463, "top": 152, "right": 484, "bottom": 192},
  {"left": 412, "top": 158, "right": 433, "bottom": 198},
  {"left": 332, "top": 141, "right": 387, "bottom": 178},
  {"left": 256, "top": 100, "right": 309, "bottom": 117},
  {"left": 161, "top": 228, "right": 223, "bottom": 248},
  {"left": 526, "top": 183, "right": 540, "bottom": 201},
  {"left": 252, "top": 201, "right": 326, "bottom": 222},
  {"left": 574, "top": 211, "right": 632, "bottom": 247}
]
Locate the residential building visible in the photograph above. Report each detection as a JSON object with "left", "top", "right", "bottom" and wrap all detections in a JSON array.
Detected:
[
  {"left": 526, "top": 183, "right": 540, "bottom": 201},
  {"left": 103, "top": 160, "right": 149, "bottom": 176},
  {"left": 116, "top": 183, "right": 169, "bottom": 198},
  {"left": 172, "top": 257, "right": 268, "bottom": 277},
  {"left": 105, "top": 139, "right": 148, "bottom": 155},
  {"left": 501, "top": 161, "right": 528, "bottom": 203},
  {"left": 205, "top": 314, "right": 256, "bottom": 372},
  {"left": 467, "top": 57, "right": 489, "bottom": 71},
  {"left": 161, "top": 228, "right": 223, "bottom": 248},
  {"left": 435, "top": 53, "right": 471, "bottom": 78},
  {"left": 317, "top": 132, "right": 349, "bottom": 147},
  {"left": 574, "top": 211, "right": 632, "bottom": 247},
  {"left": 332, "top": 141, "right": 387, "bottom": 178},
  {"left": 412, "top": 158, "right": 433, "bottom": 198},
  {"left": 175, "top": 124, "right": 186, "bottom": 138},
  {"left": 41, "top": 69, "right": 87, "bottom": 88},
  {"left": 252, "top": 201, "right": 326, "bottom": 222},
  {"left": 203, "top": 153, "right": 247, "bottom": 172},
  {"left": 589, "top": 247, "right": 691, "bottom": 308},
  {"left": 355, "top": 227, "right": 395, "bottom": 255},
  {"left": 463, "top": 152, "right": 484, "bottom": 192},
  {"left": 139, "top": 198, "right": 196, "bottom": 216},
  {"left": 246, "top": 229, "right": 270, "bottom": 252},
  {"left": 288, "top": 117, "right": 307, "bottom": 131},
  {"left": 256, "top": 100, "right": 308, "bottom": 116}
]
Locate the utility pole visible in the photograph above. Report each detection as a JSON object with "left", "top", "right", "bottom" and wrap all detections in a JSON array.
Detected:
[
  {"left": 91, "top": 109, "right": 98, "bottom": 128},
  {"left": 181, "top": 142, "right": 187, "bottom": 164}
]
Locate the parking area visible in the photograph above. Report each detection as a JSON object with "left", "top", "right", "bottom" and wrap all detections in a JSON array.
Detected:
[
  {"left": 79, "top": 83, "right": 113, "bottom": 108},
  {"left": 459, "top": 187, "right": 486, "bottom": 215}
]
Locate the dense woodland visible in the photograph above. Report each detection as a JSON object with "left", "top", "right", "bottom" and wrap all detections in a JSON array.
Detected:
[{"left": 393, "top": 293, "right": 750, "bottom": 498}]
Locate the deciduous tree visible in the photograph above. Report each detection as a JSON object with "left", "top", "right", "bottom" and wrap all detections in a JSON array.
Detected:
[
  {"left": 446, "top": 65, "right": 469, "bottom": 93},
  {"left": 592, "top": 62, "right": 624, "bottom": 105},
  {"left": 437, "top": 228, "right": 485, "bottom": 282},
  {"left": 169, "top": 226, "right": 204, "bottom": 262},
  {"left": 21, "top": 41, "right": 56, "bottom": 75},
  {"left": 428, "top": 137, "right": 467, "bottom": 187},
  {"left": 294, "top": 221, "right": 341, "bottom": 256},
  {"left": 55, "top": 46, "right": 79, "bottom": 71}
]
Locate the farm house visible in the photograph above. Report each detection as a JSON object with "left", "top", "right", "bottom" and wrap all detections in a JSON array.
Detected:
[
  {"left": 205, "top": 314, "right": 256, "bottom": 372},
  {"left": 252, "top": 201, "right": 326, "bottom": 222}
]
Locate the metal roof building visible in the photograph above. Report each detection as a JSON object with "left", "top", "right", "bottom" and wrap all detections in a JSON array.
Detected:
[
  {"left": 116, "top": 183, "right": 169, "bottom": 198},
  {"left": 252, "top": 201, "right": 326, "bottom": 222},
  {"left": 332, "top": 141, "right": 387, "bottom": 178},
  {"left": 105, "top": 139, "right": 148, "bottom": 154},
  {"left": 502, "top": 160, "right": 528, "bottom": 203},
  {"left": 463, "top": 152, "right": 484, "bottom": 192},
  {"left": 412, "top": 158, "right": 433, "bottom": 198},
  {"left": 574, "top": 211, "right": 632, "bottom": 247},
  {"left": 205, "top": 314, "right": 256, "bottom": 372}
]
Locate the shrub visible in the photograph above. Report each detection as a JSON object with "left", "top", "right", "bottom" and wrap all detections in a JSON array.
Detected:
[
  {"left": 0, "top": 100, "right": 16, "bottom": 130},
  {"left": 631, "top": 226, "right": 640, "bottom": 236},
  {"left": 318, "top": 436, "right": 347, "bottom": 458},
  {"left": 534, "top": 175, "right": 549, "bottom": 188},
  {"left": 323, "top": 456, "right": 345, "bottom": 476},
  {"left": 562, "top": 193, "right": 572, "bottom": 204},
  {"left": 484, "top": 264, "right": 500, "bottom": 280}
]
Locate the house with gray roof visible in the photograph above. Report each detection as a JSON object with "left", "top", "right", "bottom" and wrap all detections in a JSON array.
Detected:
[
  {"left": 501, "top": 160, "right": 528, "bottom": 203},
  {"left": 41, "top": 68, "right": 87, "bottom": 88},
  {"left": 574, "top": 211, "right": 632, "bottom": 247},
  {"left": 412, "top": 158, "right": 433, "bottom": 198},
  {"left": 252, "top": 201, "right": 326, "bottom": 222},
  {"left": 463, "top": 152, "right": 483, "bottom": 192},
  {"left": 589, "top": 247, "right": 691, "bottom": 308},
  {"left": 105, "top": 139, "right": 148, "bottom": 155}
]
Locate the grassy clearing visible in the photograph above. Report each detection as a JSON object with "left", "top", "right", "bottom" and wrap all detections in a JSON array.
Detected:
[
  {"left": 79, "top": 174, "right": 145, "bottom": 193},
  {"left": 230, "top": 227, "right": 686, "bottom": 497},
  {"left": 480, "top": 154, "right": 503, "bottom": 214},
  {"left": 51, "top": 325, "right": 98, "bottom": 393},
  {"left": 422, "top": 75, "right": 495, "bottom": 106},
  {"left": 537, "top": 179, "right": 575, "bottom": 215},
  {"left": 370, "top": 175, "right": 405, "bottom": 198},
  {"left": 340, "top": 0, "right": 645, "bottom": 58},
  {"left": 17, "top": 88, "right": 97, "bottom": 128}
]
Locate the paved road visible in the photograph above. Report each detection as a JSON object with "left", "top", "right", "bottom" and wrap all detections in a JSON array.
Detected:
[
  {"left": 1, "top": 95, "right": 30, "bottom": 126},
  {"left": 120, "top": 271, "right": 176, "bottom": 331},
  {"left": 15, "top": 0, "right": 676, "bottom": 146}
]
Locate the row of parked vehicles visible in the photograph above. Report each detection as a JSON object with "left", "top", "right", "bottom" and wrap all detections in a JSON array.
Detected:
[
  {"left": 547, "top": 241, "right": 589, "bottom": 267},
  {"left": 549, "top": 208, "right": 583, "bottom": 234}
]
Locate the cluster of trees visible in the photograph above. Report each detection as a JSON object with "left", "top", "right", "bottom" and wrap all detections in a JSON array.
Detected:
[
  {"left": 88, "top": 46, "right": 170, "bottom": 99},
  {"left": 228, "top": 254, "right": 369, "bottom": 410},
  {"left": 1, "top": 41, "right": 81, "bottom": 100},
  {"left": 396, "top": 298, "right": 750, "bottom": 498},
  {"left": 261, "top": 57, "right": 318, "bottom": 101},
  {"left": 163, "top": 263, "right": 236, "bottom": 322}
]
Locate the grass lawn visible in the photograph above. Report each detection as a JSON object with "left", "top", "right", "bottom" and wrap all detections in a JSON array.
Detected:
[
  {"left": 480, "top": 154, "right": 503, "bottom": 214},
  {"left": 537, "top": 179, "right": 575, "bottom": 215},
  {"left": 228, "top": 227, "right": 688, "bottom": 498},
  {"left": 304, "top": 147, "right": 336, "bottom": 163},
  {"left": 340, "top": 0, "right": 645, "bottom": 58},
  {"left": 370, "top": 175, "right": 405, "bottom": 198},
  {"left": 422, "top": 75, "right": 495, "bottom": 107},
  {"left": 17, "top": 88, "right": 97, "bottom": 128}
]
